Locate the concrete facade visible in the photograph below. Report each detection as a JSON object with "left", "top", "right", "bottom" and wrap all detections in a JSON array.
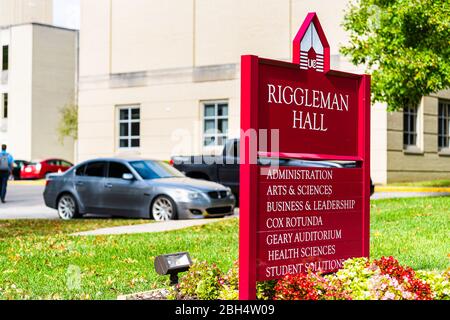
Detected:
[
  {"left": 0, "top": 23, "right": 77, "bottom": 162},
  {"left": 78, "top": 0, "right": 449, "bottom": 184},
  {"left": 0, "top": 0, "right": 53, "bottom": 26}
]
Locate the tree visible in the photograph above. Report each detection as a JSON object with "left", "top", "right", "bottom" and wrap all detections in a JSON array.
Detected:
[
  {"left": 341, "top": 0, "right": 450, "bottom": 111},
  {"left": 57, "top": 102, "right": 78, "bottom": 144}
]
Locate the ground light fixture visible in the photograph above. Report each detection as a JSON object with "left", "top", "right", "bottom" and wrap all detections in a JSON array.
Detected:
[{"left": 154, "top": 252, "right": 192, "bottom": 285}]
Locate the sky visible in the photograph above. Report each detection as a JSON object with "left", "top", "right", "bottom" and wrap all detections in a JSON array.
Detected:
[{"left": 53, "top": 0, "right": 80, "bottom": 30}]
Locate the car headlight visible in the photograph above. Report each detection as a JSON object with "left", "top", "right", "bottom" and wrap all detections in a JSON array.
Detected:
[
  {"left": 174, "top": 190, "right": 202, "bottom": 201},
  {"left": 187, "top": 192, "right": 201, "bottom": 200}
]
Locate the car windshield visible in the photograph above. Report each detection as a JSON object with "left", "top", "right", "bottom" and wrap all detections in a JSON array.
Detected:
[{"left": 130, "top": 160, "right": 184, "bottom": 180}]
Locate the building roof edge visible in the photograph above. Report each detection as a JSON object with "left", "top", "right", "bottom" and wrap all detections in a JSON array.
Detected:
[{"left": 0, "top": 22, "right": 78, "bottom": 33}]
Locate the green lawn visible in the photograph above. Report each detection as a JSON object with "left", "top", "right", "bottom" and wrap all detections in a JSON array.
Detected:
[
  {"left": 388, "top": 180, "right": 450, "bottom": 187},
  {"left": 0, "top": 219, "right": 149, "bottom": 238},
  {"left": 370, "top": 197, "right": 449, "bottom": 270},
  {"left": 0, "top": 218, "right": 238, "bottom": 300},
  {"left": 0, "top": 197, "right": 449, "bottom": 300}
]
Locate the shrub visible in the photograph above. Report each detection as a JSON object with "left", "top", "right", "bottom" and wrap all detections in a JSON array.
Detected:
[
  {"left": 257, "top": 280, "right": 277, "bottom": 300},
  {"left": 171, "top": 257, "right": 447, "bottom": 300},
  {"left": 216, "top": 261, "right": 277, "bottom": 300},
  {"left": 275, "top": 257, "right": 436, "bottom": 300},
  {"left": 274, "top": 272, "right": 319, "bottom": 300},
  {"left": 177, "top": 260, "right": 222, "bottom": 300},
  {"left": 217, "top": 261, "right": 238, "bottom": 300},
  {"left": 328, "top": 258, "right": 373, "bottom": 300},
  {"left": 274, "top": 270, "right": 351, "bottom": 300},
  {"left": 416, "top": 269, "right": 450, "bottom": 300},
  {"left": 373, "top": 256, "right": 432, "bottom": 300}
]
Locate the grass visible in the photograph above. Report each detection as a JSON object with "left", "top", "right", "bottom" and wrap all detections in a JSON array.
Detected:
[
  {"left": 0, "top": 197, "right": 449, "bottom": 299},
  {"left": 0, "top": 218, "right": 238, "bottom": 300},
  {"left": 370, "top": 197, "right": 449, "bottom": 270},
  {"left": 0, "top": 219, "right": 149, "bottom": 238},
  {"left": 388, "top": 180, "right": 450, "bottom": 187}
]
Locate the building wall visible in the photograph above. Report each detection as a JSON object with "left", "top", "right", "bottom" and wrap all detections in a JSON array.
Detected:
[
  {"left": 7, "top": 24, "right": 33, "bottom": 160},
  {"left": 370, "top": 102, "right": 387, "bottom": 184},
  {"left": 111, "top": 0, "right": 194, "bottom": 73},
  {"left": 0, "top": 23, "right": 76, "bottom": 162},
  {"left": 79, "top": 0, "right": 110, "bottom": 77},
  {"left": 78, "top": 0, "right": 449, "bottom": 184},
  {"left": 194, "top": 0, "right": 291, "bottom": 66},
  {"left": 78, "top": 65, "right": 240, "bottom": 161},
  {"left": 77, "top": 0, "right": 378, "bottom": 168},
  {"left": 80, "top": 0, "right": 350, "bottom": 75},
  {"left": 0, "top": 0, "right": 53, "bottom": 27},
  {"left": 387, "top": 90, "right": 450, "bottom": 182},
  {"left": 0, "top": 28, "right": 11, "bottom": 143},
  {"left": 31, "top": 24, "right": 76, "bottom": 162}
]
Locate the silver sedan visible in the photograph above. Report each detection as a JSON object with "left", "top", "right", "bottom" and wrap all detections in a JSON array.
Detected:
[{"left": 43, "top": 158, "right": 235, "bottom": 220}]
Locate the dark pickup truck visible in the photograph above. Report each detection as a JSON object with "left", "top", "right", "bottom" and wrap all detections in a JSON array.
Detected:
[{"left": 171, "top": 139, "right": 375, "bottom": 203}]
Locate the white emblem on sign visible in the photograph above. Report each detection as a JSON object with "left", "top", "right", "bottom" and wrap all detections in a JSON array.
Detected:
[{"left": 300, "top": 23, "right": 324, "bottom": 72}]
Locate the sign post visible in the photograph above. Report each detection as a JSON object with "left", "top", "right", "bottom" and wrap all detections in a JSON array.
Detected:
[{"left": 239, "top": 12, "right": 371, "bottom": 300}]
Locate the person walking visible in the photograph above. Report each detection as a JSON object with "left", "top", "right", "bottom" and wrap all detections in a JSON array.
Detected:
[{"left": 0, "top": 144, "right": 14, "bottom": 203}]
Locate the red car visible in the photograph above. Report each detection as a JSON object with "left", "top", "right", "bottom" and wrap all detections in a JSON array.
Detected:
[{"left": 21, "top": 159, "right": 73, "bottom": 180}]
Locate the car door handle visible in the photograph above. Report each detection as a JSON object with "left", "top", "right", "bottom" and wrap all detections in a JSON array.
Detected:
[
  {"left": 76, "top": 182, "right": 84, "bottom": 186},
  {"left": 104, "top": 183, "right": 113, "bottom": 189}
]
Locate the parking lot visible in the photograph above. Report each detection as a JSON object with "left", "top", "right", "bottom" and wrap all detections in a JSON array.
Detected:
[
  {"left": 0, "top": 183, "right": 241, "bottom": 221},
  {"left": 0, "top": 184, "right": 58, "bottom": 219},
  {"left": 0, "top": 184, "right": 114, "bottom": 220},
  {"left": 0, "top": 183, "right": 448, "bottom": 220}
]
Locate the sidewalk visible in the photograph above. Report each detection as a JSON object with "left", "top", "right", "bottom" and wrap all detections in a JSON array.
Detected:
[
  {"left": 10, "top": 180, "right": 46, "bottom": 186},
  {"left": 375, "top": 186, "right": 450, "bottom": 193},
  {"left": 73, "top": 216, "right": 236, "bottom": 236}
]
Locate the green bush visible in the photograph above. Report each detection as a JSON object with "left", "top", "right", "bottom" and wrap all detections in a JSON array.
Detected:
[
  {"left": 174, "top": 260, "right": 276, "bottom": 300},
  {"left": 256, "top": 280, "right": 277, "bottom": 300},
  {"left": 416, "top": 269, "right": 450, "bottom": 300},
  {"left": 217, "top": 261, "right": 238, "bottom": 300},
  {"left": 177, "top": 260, "right": 222, "bottom": 300},
  {"left": 326, "top": 258, "right": 373, "bottom": 300},
  {"left": 172, "top": 257, "right": 449, "bottom": 300}
]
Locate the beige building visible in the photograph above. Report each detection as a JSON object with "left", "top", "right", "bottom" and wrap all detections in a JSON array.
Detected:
[
  {"left": 78, "top": 0, "right": 450, "bottom": 184},
  {"left": 0, "top": 0, "right": 53, "bottom": 26},
  {"left": 0, "top": 0, "right": 78, "bottom": 162},
  {"left": 0, "top": 22, "right": 77, "bottom": 162}
]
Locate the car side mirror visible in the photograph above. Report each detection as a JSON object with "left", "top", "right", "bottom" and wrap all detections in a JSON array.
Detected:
[{"left": 122, "top": 173, "right": 134, "bottom": 181}]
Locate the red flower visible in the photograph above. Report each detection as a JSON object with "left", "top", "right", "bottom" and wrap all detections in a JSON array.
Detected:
[
  {"left": 374, "top": 256, "right": 432, "bottom": 300},
  {"left": 274, "top": 273, "right": 319, "bottom": 300}
]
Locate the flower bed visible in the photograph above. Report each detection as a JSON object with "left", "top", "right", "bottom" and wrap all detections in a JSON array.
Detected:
[{"left": 169, "top": 257, "right": 449, "bottom": 300}]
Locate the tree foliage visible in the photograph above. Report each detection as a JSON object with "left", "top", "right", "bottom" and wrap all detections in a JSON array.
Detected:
[
  {"left": 341, "top": 0, "right": 450, "bottom": 111},
  {"left": 57, "top": 102, "right": 78, "bottom": 143}
]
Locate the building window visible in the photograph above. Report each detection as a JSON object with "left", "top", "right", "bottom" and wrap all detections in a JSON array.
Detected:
[
  {"left": 203, "top": 101, "right": 228, "bottom": 146},
  {"left": 438, "top": 100, "right": 450, "bottom": 150},
  {"left": 118, "top": 106, "right": 140, "bottom": 149},
  {"left": 2, "top": 93, "right": 7, "bottom": 119},
  {"left": 403, "top": 105, "right": 418, "bottom": 148},
  {"left": 2, "top": 46, "right": 8, "bottom": 71}
]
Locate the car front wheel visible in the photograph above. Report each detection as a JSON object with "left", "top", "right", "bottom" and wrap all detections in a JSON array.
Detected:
[
  {"left": 151, "top": 195, "right": 177, "bottom": 221},
  {"left": 57, "top": 194, "right": 79, "bottom": 220}
]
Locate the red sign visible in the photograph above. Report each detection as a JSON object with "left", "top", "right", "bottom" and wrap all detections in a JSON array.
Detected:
[
  {"left": 239, "top": 13, "right": 371, "bottom": 299},
  {"left": 258, "top": 64, "right": 360, "bottom": 158}
]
